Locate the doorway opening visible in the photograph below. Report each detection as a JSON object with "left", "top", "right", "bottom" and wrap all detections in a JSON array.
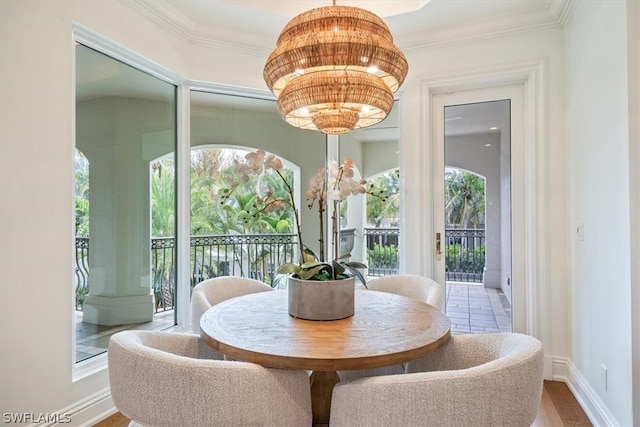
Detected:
[{"left": 444, "top": 100, "right": 512, "bottom": 334}]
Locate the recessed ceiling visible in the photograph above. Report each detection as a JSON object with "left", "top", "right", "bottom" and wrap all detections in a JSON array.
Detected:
[
  {"left": 136, "top": 0, "right": 568, "bottom": 52},
  {"left": 445, "top": 100, "right": 510, "bottom": 137},
  {"left": 217, "top": 1, "right": 431, "bottom": 18}
]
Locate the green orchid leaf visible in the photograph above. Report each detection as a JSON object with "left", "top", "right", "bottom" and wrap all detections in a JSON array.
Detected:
[
  {"left": 298, "top": 264, "right": 327, "bottom": 280},
  {"left": 302, "top": 248, "right": 318, "bottom": 263},
  {"left": 343, "top": 261, "right": 367, "bottom": 269},
  {"left": 300, "top": 260, "right": 323, "bottom": 269},
  {"left": 332, "top": 261, "right": 345, "bottom": 276},
  {"left": 345, "top": 266, "right": 368, "bottom": 287},
  {"left": 276, "top": 263, "right": 301, "bottom": 275}
]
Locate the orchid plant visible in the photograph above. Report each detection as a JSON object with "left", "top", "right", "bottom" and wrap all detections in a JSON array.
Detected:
[{"left": 219, "top": 149, "right": 374, "bottom": 285}]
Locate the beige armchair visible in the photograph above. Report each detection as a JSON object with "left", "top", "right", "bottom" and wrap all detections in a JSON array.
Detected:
[
  {"left": 108, "top": 330, "right": 312, "bottom": 427},
  {"left": 331, "top": 333, "right": 544, "bottom": 427},
  {"left": 365, "top": 274, "right": 444, "bottom": 310},
  {"left": 339, "top": 274, "right": 444, "bottom": 381},
  {"left": 190, "top": 276, "right": 273, "bottom": 335}
]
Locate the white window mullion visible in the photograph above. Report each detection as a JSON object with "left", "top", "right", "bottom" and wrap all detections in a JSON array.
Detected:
[{"left": 176, "top": 85, "right": 191, "bottom": 329}]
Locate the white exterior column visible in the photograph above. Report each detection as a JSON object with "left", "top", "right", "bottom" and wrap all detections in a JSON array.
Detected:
[{"left": 78, "top": 97, "right": 173, "bottom": 325}]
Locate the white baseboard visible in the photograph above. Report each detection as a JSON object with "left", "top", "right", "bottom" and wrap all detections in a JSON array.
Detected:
[
  {"left": 29, "top": 388, "right": 116, "bottom": 427},
  {"left": 547, "top": 355, "right": 620, "bottom": 427}
]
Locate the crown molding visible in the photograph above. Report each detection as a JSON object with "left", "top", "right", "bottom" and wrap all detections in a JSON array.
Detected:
[
  {"left": 190, "top": 31, "right": 272, "bottom": 57},
  {"left": 122, "top": 0, "right": 573, "bottom": 56},
  {"left": 547, "top": 0, "right": 577, "bottom": 27},
  {"left": 122, "top": 0, "right": 272, "bottom": 56},
  {"left": 401, "top": 8, "right": 562, "bottom": 52},
  {"left": 122, "top": 0, "right": 194, "bottom": 43}
]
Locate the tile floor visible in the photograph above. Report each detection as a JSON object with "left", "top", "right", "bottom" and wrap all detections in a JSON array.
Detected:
[
  {"left": 445, "top": 282, "right": 512, "bottom": 334},
  {"left": 75, "top": 310, "right": 175, "bottom": 363}
]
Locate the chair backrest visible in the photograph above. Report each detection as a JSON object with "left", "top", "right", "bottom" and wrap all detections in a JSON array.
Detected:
[
  {"left": 366, "top": 274, "right": 444, "bottom": 310},
  {"left": 108, "top": 330, "right": 312, "bottom": 427},
  {"left": 191, "top": 276, "right": 273, "bottom": 334},
  {"left": 331, "top": 333, "right": 544, "bottom": 427}
]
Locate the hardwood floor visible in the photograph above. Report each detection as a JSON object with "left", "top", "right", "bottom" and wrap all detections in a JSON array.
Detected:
[
  {"left": 93, "top": 411, "right": 129, "bottom": 427},
  {"left": 532, "top": 381, "right": 593, "bottom": 427},
  {"left": 94, "top": 380, "right": 591, "bottom": 427}
]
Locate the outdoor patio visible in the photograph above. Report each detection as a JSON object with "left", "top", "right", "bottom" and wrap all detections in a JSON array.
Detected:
[{"left": 446, "top": 282, "right": 512, "bottom": 334}]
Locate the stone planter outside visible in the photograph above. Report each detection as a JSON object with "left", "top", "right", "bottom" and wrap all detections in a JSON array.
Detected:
[{"left": 287, "top": 276, "right": 355, "bottom": 320}]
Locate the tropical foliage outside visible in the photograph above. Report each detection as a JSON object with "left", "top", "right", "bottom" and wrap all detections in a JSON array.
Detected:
[
  {"left": 75, "top": 150, "right": 90, "bottom": 236},
  {"left": 444, "top": 167, "right": 486, "bottom": 281},
  {"left": 74, "top": 149, "right": 489, "bottom": 300},
  {"left": 444, "top": 167, "right": 485, "bottom": 228},
  {"left": 75, "top": 148, "right": 403, "bottom": 239},
  {"left": 366, "top": 169, "right": 399, "bottom": 227}
]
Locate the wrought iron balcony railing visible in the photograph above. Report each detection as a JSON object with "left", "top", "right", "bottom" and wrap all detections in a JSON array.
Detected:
[
  {"left": 445, "top": 228, "right": 486, "bottom": 283},
  {"left": 74, "top": 227, "right": 486, "bottom": 313},
  {"left": 363, "top": 227, "right": 486, "bottom": 282},
  {"left": 364, "top": 227, "right": 400, "bottom": 277},
  {"left": 74, "top": 231, "right": 356, "bottom": 312}
]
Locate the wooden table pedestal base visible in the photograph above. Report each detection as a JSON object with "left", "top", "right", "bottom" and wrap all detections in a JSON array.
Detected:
[{"left": 309, "top": 370, "right": 340, "bottom": 427}]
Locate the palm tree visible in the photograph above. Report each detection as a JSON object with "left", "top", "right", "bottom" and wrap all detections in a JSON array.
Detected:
[{"left": 444, "top": 168, "right": 485, "bottom": 228}]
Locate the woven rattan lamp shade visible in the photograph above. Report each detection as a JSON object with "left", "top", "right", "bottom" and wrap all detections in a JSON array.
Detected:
[{"left": 263, "top": 2, "right": 408, "bottom": 135}]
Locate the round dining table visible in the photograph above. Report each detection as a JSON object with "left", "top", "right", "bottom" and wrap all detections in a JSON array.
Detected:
[{"left": 200, "top": 289, "right": 451, "bottom": 427}]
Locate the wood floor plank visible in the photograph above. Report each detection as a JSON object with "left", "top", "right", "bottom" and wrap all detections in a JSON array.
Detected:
[
  {"left": 544, "top": 380, "right": 593, "bottom": 426},
  {"left": 532, "top": 387, "right": 565, "bottom": 427},
  {"left": 93, "top": 411, "right": 129, "bottom": 427}
]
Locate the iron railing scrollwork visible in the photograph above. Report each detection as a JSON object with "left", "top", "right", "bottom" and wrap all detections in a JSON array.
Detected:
[
  {"left": 74, "top": 233, "right": 297, "bottom": 312},
  {"left": 75, "top": 237, "right": 90, "bottom": 310},
  {"left": 74, "top": 228, "right": 486, "bottom": 312}
]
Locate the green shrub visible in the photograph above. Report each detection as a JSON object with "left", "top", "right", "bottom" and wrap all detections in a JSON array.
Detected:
[
  {"left": 367, "top": 243, "right": 399, "bottom": 268},
  {"left": 445, "top": 244, "right": 485, "bottom": 273}
]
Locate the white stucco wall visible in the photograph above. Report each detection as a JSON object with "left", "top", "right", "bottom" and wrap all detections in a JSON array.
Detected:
[
  {"left": 1, "top": 0, "right": 637, "bottom": 425},
  {"left": 566, "top": 2, "right": 634, "bottom": 424}
]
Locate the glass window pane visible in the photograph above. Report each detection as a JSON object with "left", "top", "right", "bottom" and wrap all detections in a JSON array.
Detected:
[
  {"left": 339, "top": 102, "right": 400, "bottom": 278},
  {"left": 189, "top": 91, "right": 325, "bottom": 289},
  {"left": 75, "top": 44, "right": 177, "bottom": 363}
]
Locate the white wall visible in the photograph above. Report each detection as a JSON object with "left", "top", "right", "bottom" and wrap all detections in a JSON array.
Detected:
[
  {"left": 565, "top": 2, "right": 634, "bottom": 425},
  {"left": 625, "top": 1, "right": 640, "bottom": 421},
  {"left": 0, "top": 1, "right": 192, "bottom": 423}
]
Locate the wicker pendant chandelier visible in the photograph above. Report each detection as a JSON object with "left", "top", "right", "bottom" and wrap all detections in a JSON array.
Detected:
[{"left": 263, "top": 0, "right": 408, "bottom": 135}]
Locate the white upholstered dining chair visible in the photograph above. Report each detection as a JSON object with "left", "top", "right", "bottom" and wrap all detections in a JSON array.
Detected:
[
  {"left": 365, "top": 274, "right": 444, "bottom": 310},
  {"left": 338, "top": 274, "right": 444, "bottom": 381},
  {"left": 331, "top": 333, "right": 544, "bottom": 427},
  {"left": 190, "top": 276, "right": 273, "bottom": 335},
  {"left": 108, "top": 330, "right": 312, "bottom": 427}
]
